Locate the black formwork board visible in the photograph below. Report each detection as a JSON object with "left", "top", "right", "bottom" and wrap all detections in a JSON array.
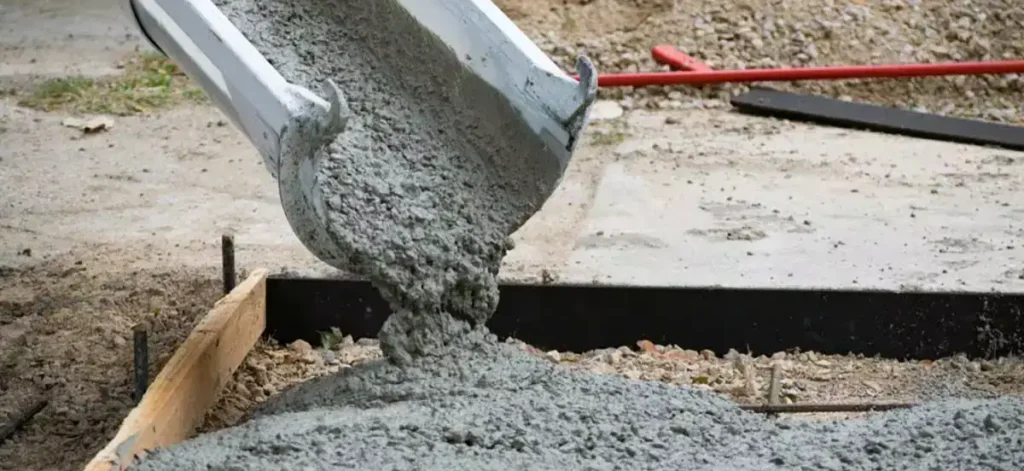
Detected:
[
  {"left": 265, "top": 277, "right": 1024, "bottom": 360},
  {"left": 731, "top": 88, "right": 1024, "bottom": 151}
]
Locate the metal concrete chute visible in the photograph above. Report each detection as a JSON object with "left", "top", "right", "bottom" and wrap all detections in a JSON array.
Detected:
[{"left": 120, "top": 0, "right": 598, "bottom": 267}]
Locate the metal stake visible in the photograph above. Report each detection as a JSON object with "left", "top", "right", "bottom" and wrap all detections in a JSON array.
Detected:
[
  {"left": 132, "top": 323, "right": 149, "bottom": 404},
  {"left": 222, "top": 234, "right": 236, "bottom": 294}
]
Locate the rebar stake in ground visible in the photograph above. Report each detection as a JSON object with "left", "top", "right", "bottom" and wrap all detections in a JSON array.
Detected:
[
  {"left": 133, "top": 323, "right": 149, "bottom": 404},
  {"left": 222, "top": 234, "right": 236, "bottom": 295}
]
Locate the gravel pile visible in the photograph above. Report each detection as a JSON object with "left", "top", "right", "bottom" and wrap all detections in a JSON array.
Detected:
[{"left": 500, "top": 0, "right": 1024, "bottom": 122}]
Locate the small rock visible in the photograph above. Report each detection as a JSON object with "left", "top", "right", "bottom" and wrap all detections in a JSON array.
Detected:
[
  {"left": 771, "top": 351, "right": 787, "bottom": 360},
  {"left": 984, "top": 414, "right": 1004, "bottom": 432},
  {"left": 288, "top": 339, "right": 313, "bottom": 355},
  {"left": 82, "top": 116, "right": 115, "bottom": 134},
  {"left": 637, "top": 339, "right": 658, "bottom": 353},
  {"left": 356, "top": 338, "right": 379, "bottom": 347},
  {"left": 544, "top": 350, "right": 561, "bottom": 363},
  {"left": 590, "top": 100, "right": 624, "bottom": 121},
  {"left": 676, "top": 349, "right": 700, "bottom": 361},
  {"left": 253, "top": 371, "right": 269, "bottom": 386},
  {"left": 62, "top": 116, "right": 114, "bottom": 134},
  {"left": 700, "top": 349, "right": 716, "bottom": 360},
  {"left": 301, "top": 352, "right": 322, "bottom": 365}
]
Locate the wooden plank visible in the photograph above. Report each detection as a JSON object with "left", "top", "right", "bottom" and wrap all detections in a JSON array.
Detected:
[
  {"left": 730, "top": 88, "right": 1024, "bottom": 151},
  {"left": 84, "top": 269, "right": 268, "bottom": 471}
]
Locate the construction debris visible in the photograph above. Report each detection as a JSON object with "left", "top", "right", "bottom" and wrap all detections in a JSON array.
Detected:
[{"left": 61, "top": 116, "right": 114, "bottom": 134}]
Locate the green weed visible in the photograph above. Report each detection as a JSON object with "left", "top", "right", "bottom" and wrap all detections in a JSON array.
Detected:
[{"left": 19, "top": 51, "right": 205, "bottom": 115}]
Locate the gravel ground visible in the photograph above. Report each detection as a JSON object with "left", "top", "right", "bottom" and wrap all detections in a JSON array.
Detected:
[
  {"left": 203, "top": 335, "right": 1024, "bottom": 431},
  {"left": 498, "top": 0, "right": 1024, "bottom": 123}
]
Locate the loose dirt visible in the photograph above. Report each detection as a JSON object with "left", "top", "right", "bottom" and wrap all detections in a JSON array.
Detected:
[
  {"left": 0, "top": 259, "right": 221, "bottom": 470},
  {"left": 500, "top": 0, "right": 1024, "bottom": 123}
]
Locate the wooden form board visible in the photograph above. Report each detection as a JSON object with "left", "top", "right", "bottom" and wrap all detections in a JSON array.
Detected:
[{"left": 84, "top": 269, "right": 269, "bottom": 471}]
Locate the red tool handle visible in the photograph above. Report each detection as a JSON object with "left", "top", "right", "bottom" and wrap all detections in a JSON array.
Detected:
[{"left": 574, "top": 45, "right": 1024, "bottom": 87}]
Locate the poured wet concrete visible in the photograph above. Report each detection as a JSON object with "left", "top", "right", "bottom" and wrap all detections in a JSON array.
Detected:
[
  {"left": 216, "top": 0, "right": 562, "bottom": 362},
  {"left": 134, "top": 334, "right": 1024, "bottom": 470}
]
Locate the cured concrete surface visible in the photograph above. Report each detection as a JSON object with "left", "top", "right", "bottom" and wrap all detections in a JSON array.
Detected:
[{"left": 563, "top": 111, "right": 1024, "bottom": 291}]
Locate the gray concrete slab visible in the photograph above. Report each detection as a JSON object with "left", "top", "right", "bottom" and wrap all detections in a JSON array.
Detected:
[{"left": 553, "top": 110, "right": 1024, "bottom": 291}]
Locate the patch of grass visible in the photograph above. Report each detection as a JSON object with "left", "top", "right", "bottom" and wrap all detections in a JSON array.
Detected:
[
  {"left": 589, "top": 117, "right": 632, "bottom": 146},
  {"left": 19, "top": 51, "right": 206, "bottom": 115},
  {"left": 591, "top": 130, "right": 628, "bottom": 146},
  {"left": 183, "top": 87, "right": 207, "bottom": 101},
  {"left": 318, "top": 327, "right": 346, "bottom": 350}
]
